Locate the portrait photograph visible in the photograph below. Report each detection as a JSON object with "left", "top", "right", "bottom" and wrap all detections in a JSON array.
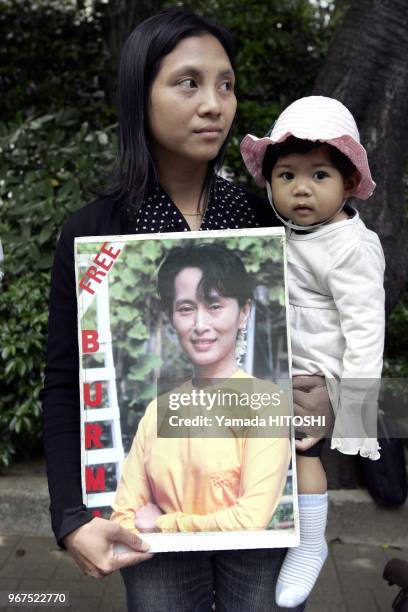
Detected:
[{"left": 75, "top": 227, "right": 299, "bottom": 552}]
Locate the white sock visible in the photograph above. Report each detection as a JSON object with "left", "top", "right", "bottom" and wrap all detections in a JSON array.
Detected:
[{"left": 275, "top": 493, "right": 328, "bottom": 608}]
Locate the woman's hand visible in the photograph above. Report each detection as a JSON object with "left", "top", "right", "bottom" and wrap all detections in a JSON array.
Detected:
[
  {"left": 63, "top": 517, "right": 153, "bottom": 579},
  {"left": 135, "top": 503, "right": 163, "bottom": 532},
  {"left": 292, "top": 375, "right": 334, "bottom": 448}
]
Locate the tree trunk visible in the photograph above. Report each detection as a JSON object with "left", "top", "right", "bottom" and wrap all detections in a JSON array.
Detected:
[
  {"left": 313, "top": 0, "right": 408, "bottom": 316},
  {"left": 95, "top": 0, "right": 162, "bottom": 107}
]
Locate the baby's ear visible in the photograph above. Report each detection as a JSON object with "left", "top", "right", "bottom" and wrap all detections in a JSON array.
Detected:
[{"left": 344, "top": 170, "right": 360, "bottom": 197}]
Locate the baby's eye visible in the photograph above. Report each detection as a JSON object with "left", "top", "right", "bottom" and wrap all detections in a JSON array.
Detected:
[
  {"left": 279, "top": 171, "right": 294, "bottom": 181},
  {"left": 209, "top": 303, "right": 222, "bottom": 311},
  {"left": 314, "top": 170, "right": 328, "bottom": 180},
  {"left": 178, "top": 78, "right": 198, "bottom": 89}
]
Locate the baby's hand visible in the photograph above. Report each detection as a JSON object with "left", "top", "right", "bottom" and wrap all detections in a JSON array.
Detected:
[
  {"left": 135, "top": 503, "right": 163, "bottom": 532},
  {"left": 295, "top": 436, "right": 322, "bottom": 452}
]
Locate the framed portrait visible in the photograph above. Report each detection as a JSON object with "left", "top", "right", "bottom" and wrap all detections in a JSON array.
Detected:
[{"left": 75, "top": 227, "right": 299, "bottom": 552}]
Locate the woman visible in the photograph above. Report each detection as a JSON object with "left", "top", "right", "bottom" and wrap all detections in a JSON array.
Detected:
[
  {"left": 111, "top": 243, "right": 291, "bottom": 536},
  {"left": 42, "top": 6, "right": 327, "bottom": 610}
]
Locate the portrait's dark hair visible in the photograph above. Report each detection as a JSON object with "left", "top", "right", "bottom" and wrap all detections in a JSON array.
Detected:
[
  {"left": 157, "top": 243, "right": 254, "bottom": 318},
  {"left": 104, "top": 7, "right": 236, "bottom": 214},
  {"left": 262, "top": 136, "right": 358, "bottom": 183}
]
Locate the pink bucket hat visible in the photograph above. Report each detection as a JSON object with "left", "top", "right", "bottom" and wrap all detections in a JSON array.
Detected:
[{"left": 240, "top": 96, "right": 375, "bottom": 200}]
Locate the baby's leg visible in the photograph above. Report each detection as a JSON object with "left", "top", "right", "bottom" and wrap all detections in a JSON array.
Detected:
[
  {"left": 276, "top": 442, "right": 328, "bottom": 608},
  {"left": 297, "top": 454, "right": 327, "bottom": 493}
]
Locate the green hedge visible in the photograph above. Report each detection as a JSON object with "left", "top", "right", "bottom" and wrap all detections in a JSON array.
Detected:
[
  {"left": 0, "top": 0, "right": 110, "bottom": 123},
  {"left": 0, "top": 272, "right": 49, "bottom": 466},
  {"left": 0, "top": 110, "right": 117, "bottom": 465}
]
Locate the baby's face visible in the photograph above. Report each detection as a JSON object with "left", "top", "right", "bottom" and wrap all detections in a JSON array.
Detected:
[{"left": 270, "top": 145, "right": 355, "bottom": 226}]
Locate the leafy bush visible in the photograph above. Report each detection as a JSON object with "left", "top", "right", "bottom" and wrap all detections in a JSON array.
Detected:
[
  {"left": 0, "top": 110, "right": 117, "bottom": 466},
  {"left": 0, "top": 109, "right": 117, "bottom": 274},
  {"left": 0, "top": 0, "right": 111, "bottom": 123},
  {"left": 0, "top": 272, "right": 49, "bottom": 466},
  {"left": 384, "top": 291, "right": 408, "bottom": 377}
]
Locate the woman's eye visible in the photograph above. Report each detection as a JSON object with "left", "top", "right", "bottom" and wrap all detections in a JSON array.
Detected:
[
  {"left": 176, "top": 305, "right": 194, "bottom": 314},
  {"left": 209, "top": 303, "right": 222, "bottom": 311},
  {"left": 220, "top": 80, "right": 234, "bottom": 92},
  {"left": 178, "top": 78, "right": 197, "bottom": 89},
  {"left": 314, "top": 170, "right": 328, "bottom": 180}
]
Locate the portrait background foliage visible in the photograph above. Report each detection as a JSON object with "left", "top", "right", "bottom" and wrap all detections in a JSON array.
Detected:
[{"left": 0, "top": 0, "right": 407, "bottom": 467}]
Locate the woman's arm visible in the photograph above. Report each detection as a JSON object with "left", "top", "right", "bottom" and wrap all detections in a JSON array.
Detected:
[
  {"left": 42, "top": 223, "right": 94, "bottom": 546},
  {"left": 155, "top": 435, "right": 291, "bottom": 533},
  {"left": 42, "top": 204, "right": 153, "bottom": 574}
]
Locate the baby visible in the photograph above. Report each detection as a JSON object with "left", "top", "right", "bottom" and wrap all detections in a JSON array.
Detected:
[{"left": 241, "top": 96, "right": 385, "bottom": 607}]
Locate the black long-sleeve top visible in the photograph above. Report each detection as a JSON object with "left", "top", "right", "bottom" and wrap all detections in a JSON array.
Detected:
[{"left": 42, "top": 176, "right": 279, "bottom": 547}]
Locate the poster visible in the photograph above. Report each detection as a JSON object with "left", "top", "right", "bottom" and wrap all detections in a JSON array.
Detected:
[{"left": 75, "top": 227, "right": 299, "bottom": 552}]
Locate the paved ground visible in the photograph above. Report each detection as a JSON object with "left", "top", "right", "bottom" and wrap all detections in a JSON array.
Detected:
[
  {"left": 0, "top": 460, "right": 407, "bottom": 611},
  {"left": 0, "top": 533, "right": 405, "bottom": 611}
]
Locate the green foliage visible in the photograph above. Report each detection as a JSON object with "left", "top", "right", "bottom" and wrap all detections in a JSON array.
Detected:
[
  {"left": 0, "top": 0, "right": 112, "bottom": 124},
  {"left": 0, "top": 272, "right": 49, "bottom": 466},
  {"left": 384, "top": 291, "right": 408, "bottom": 377},
  {"left": 0, "top": 110, "right": 117, "bottom": 275},
  {"left": 107, "top": 241, "right": 166, "bottom": 410},
  {"left": 0, "top": 110, "right": 117, "bottom": 465}
]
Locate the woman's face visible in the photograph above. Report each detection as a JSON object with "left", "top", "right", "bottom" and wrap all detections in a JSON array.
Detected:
[
  {"left": 171, "top": 267, "right": 250, "bottom": 376},
  {"left": 148, "top": 34, "right": 237, "bottom": 169}
]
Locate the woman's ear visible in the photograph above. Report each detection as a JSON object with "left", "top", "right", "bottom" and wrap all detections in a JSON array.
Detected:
[
  {"left": 344, "top": 171, "right": 360, "bottom": 198},
  {"left": 238, "top": 299, "right": 252, "bottom": 329}
]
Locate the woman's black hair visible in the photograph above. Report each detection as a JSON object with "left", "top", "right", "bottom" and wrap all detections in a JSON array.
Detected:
[
  {"left": 157, "top": 243, "right": 254, "bottom": 318},
  {"left": 262, "top": 136, "right": 358, "bottom": 183},
  {"left": 104, "top": 7, "right": 236, "bottom": 216}
]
